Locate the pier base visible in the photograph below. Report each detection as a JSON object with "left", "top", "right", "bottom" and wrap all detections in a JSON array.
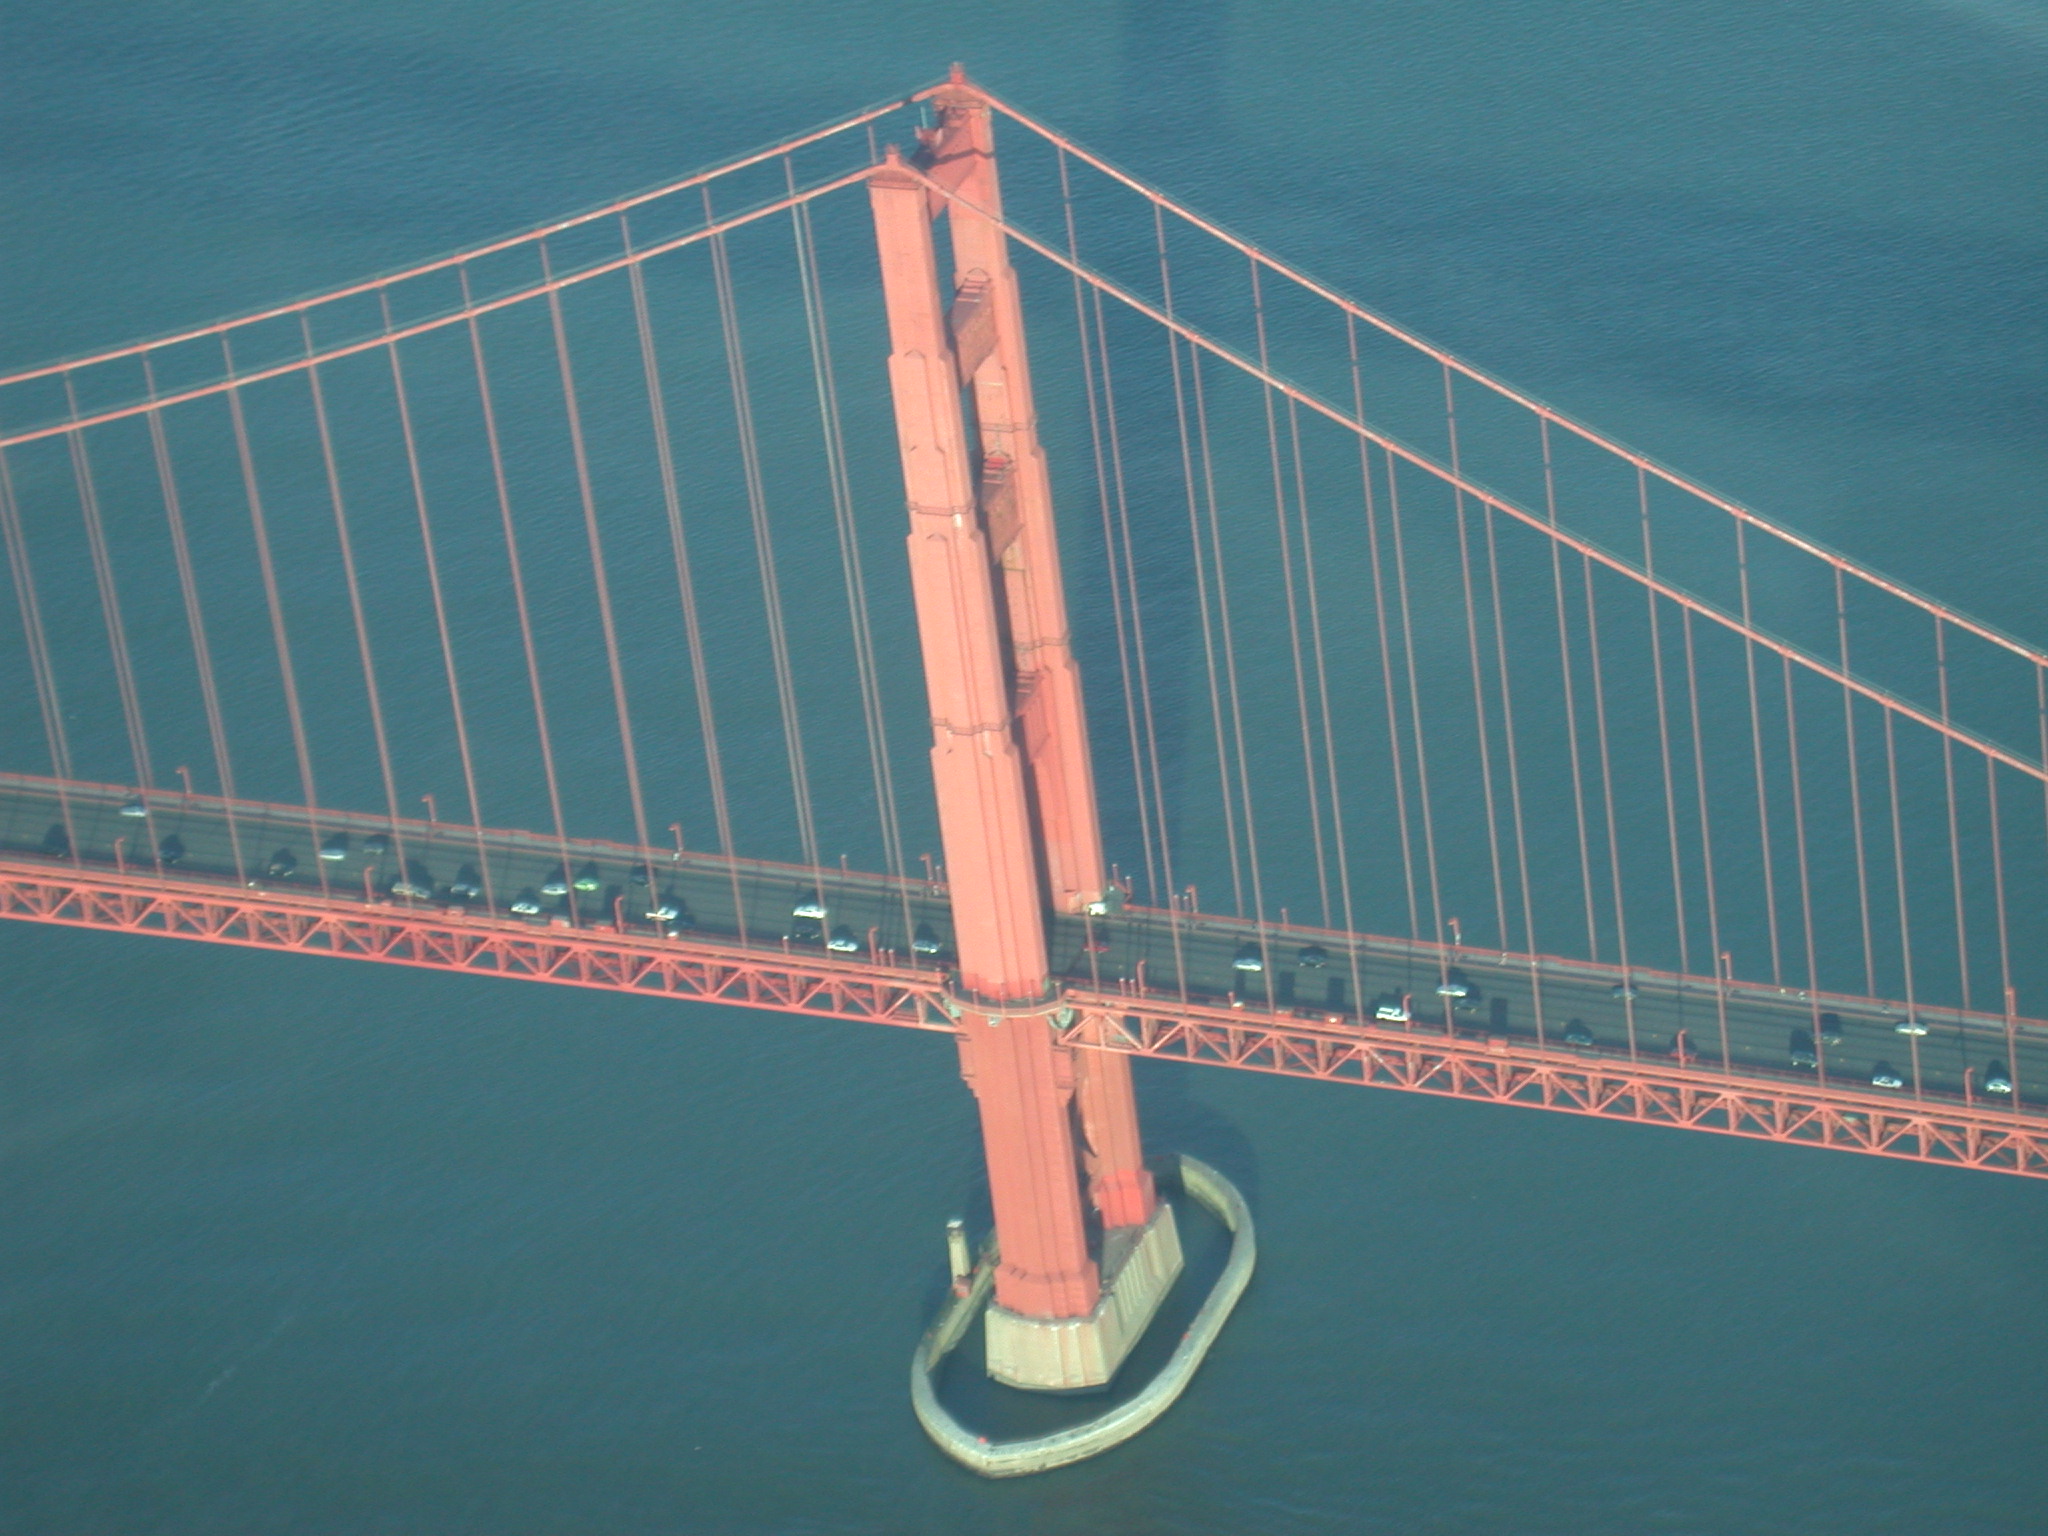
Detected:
[
  {"left": 985, "top": 1199, "right": 1184, "bottom": 1391},
  {"left": 912, "top": 1155, "right": 1256, "bottom": 1477}
]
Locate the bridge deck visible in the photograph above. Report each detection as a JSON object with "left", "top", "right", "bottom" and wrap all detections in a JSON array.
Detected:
[{"left": 2, "top": 774, "right": 2042, "bottom": 1175}]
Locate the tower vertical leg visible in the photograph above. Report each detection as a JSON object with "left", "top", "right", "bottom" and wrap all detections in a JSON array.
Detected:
[
  {"left": 872, "top": 139, "right": 1182, "bottom": 1391},
  {"left": 924, "top": 74, "right": 1157, "bottom": 1232},
  {"left": 869, "top": 154, "right": 1100, "bottom": 1331}
]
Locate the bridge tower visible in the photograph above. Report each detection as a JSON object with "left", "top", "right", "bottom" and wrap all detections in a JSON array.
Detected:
[{"left": 869, "top": 71, "right": 1182, "bottom": 1391}]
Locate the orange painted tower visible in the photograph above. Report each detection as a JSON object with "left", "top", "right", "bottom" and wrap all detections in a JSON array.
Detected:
[{"left": 869, "top": 71, "right": 1181, "bottom": 1390}]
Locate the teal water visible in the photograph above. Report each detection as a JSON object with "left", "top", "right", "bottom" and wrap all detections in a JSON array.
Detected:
[{"left": 3, "top": 4, "right": 2046, "bottom": 1531}]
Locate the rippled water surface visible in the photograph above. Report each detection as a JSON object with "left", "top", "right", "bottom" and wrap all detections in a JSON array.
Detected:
[{"left": 3, "top": 4, "right": 2045, "bottom": 1532}]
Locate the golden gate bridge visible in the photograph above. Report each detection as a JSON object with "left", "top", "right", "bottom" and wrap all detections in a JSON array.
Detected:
[{"left": 2, "top": 70, "right": 2042, "bottom": 1472}]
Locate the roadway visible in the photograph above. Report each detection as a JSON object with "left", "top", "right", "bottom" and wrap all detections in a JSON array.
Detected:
[{"left": 2, "top": 773, "right": 2041, "bottom": 1113}]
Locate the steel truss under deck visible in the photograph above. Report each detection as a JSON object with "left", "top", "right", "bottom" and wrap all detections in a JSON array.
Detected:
[{"left": 2, "top": 858, "right": 2043, "bottom": 1180}]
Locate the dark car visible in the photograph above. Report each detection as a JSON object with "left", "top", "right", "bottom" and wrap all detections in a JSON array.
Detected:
[
  {"left": 363, "top": 832, "right": 391, "bottom": 857},
  {"left": 787, "top": 915, "right": 824, "bottom": 945},
  {"left": 39, "top": 823, "right": 69, "bottom": 857},
  {"left": 388, "top": 861, "right": 434, "bottom": 899},
  {"left": 912, "top": 923, "right": 945, "bottom": 957},
  {"left": 265, "top": 848, "right": 297, "bottom": 879},
  {"left": 158, "top": 834, "right": 187, "bottom": 866},
  {"left": 1817, "top": 1011, "right": 1845, "bottom": 1045},
  {"left": 1561, "top": 1019, "right": 1596, "bottom": 1048},
  {"left": 450, "top": 864, "right": 484, "bottom": 899},
  {"left": 1297, "top": 944, "right": 1329, "bottom": 969},
  {"left": 1789, "top": 1028, "right": 1818, "bottom": 1069}
]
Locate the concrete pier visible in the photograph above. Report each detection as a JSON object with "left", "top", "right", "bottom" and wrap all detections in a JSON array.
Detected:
[
  {"left": 912, "top": 1154, "right": 1255, "bottom": 1477},
  {"left": 984, "top": 1198, "right": 1183, "bottom": 1390}
]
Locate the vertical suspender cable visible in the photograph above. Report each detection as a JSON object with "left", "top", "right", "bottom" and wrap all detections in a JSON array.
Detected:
[
  {"left": 703, "top": 190, "right": 821, "bottom": 875},
  {"left": 1386, "top": 456, "right": 1446, "bottom": 966},
  {"left": 1637, "top": 470, "right": 1689, "bottom": 974},
  {"left": 1285, "top": 394, "right": 1360, "bottom": 977},
  {"left": 1066, "top": 153, "right": 1162, "bottom": 904},
  {"left": 143, "top": 363, "right": 245, "bottom": 884},
  {"left": 1351, "top": 318, "right": 1418, "bottom": 947},
  {"left": 1443, "top": 366, "right": 1507, "bottom": 950},
  {"left": 1683, "top": 609, "right": 1732, "bottom": 1074},
  {"left": 1541, "top": 420, "right": 1600, "bottom": 961},
  {"left": 1482, "top": 499, "right": 1540, "bottom": 1029},
  {"left": 1150, "top": 201, "right": 1220, "bottom": 997},
  {"left": 1252, "top": 261, "right": 1330, "bottom": 929},
  {"left": 223, "top": 335, "right": 324, "bottom": 869},
  {"left": 541, "top": 242, "right": 654, "bottom": 863},
  {"left": 1933, "top": 618, "right": 1972, "bottom": 1009},
  {"left": 1735, "top": 520, "right": 1783, "bottom": 983},
  {"left": 379, "top": 298, "right": 492, "bottom": 909},
  {"left": 1064, "top": 160, "right": 1163, "bottom": 897},
  {"left": 303, "top": 316, "right": 407, "bottom": 884},
  {"left": 1191, "top": 333, "right": 1270, "bottom": 938},
  {"left": 619, "top": 220, "right": 745, "bottom": 939},
  {"left": 1090, "top": 282, "right": 1179, "bottom": 929},
  {"left": 1836, "top": 568, "right": 1878, "bottom": 996},
  {"left": 1782, "top": 656, "right": 1825, "bottom": 1084},
  {"left": 63, "top": 380, "right": 155, "bottom": 803},
  {"left": 1883, "top": 709, "right": 1924, "bottom": 1096},
  {"left": 1985, "top": 758, "right": 2020, "bottom": 1106},
  {"left": 0, "top": 450, "right": 80, "bottom": 858},
  {"left": 1581, "top": 555, "right": 1637, "bottom": 1057},
  {"left": 784, "top": 166, "right": 913, "bottom": 947},
  {"left": 461, "top": 267, "right": 575, "bottom": 906}
]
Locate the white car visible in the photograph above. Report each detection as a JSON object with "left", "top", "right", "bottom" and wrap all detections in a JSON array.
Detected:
[
  {"left": 119, "top": 797, "right": 148, "bottom": 819},
  {"left": 1984, "top": 1062, "right": 2014, "bottom": 1096},
  {"left": 792, "top": 892, "right": 828, "bottom": 920},
  {"left": 1870, "top": 1062, "right": 1905, "bottom": 1089},
  {"left": 827, "top": 925, "right": 862, "bottom": 953},
  {"left": 1233, "top": 944, "right": 1264, "bottom": 974},
  {"left": 1373, "top": 997, "right": 1411, "bottom": 1024},
  {"left": 510, "top": 889, "right": 543, "bottom": 916},
  {"left": 1895, "top": 1017, "right": 1930, "bottom": 1037}
]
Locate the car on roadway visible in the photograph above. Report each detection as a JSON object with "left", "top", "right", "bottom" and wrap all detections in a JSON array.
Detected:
[
  {"left": 1789, "top": 1029, "right": 1819, "bottom": 1069},
  {"left": 265, "top": 848, "right": 298, "bottom": 880},
  {"left": 827, "top": 924, "right": 862, "bottom": 953},
  {"left": 792, "top": 891, "right": 828, "bottom": 920},
  {"left": 510, "top": 888, "right": 544, "bottom": 916},
  {"left": 912, "top": 923, "right": 945, "bottom": 957},
  {"left": 787, "top": 915, "right": 824, "bottom": 945},
  {"left": 158, "top": 835, "right": 186, "bottom": 866},
  {"left": 319, "top": 832, "right": 349, "bottom": 861},
  {"left": 364, "top": 832, "right": 391, "bottom": 857},
  {"left": 1610, "top": 981, "right": 1639, "bottom": 1001},
  {"left": 1870, "top": 1061, "right": 1905, "bottom": 1089},
  {"left": 540, "top": 865, "right": 571, "bottom": 896},
  {"left": 119, "top": 796, "right": 148, "bottom": 819},
  {"left": 1561, "top": 1019, "right": 1596, "bottom": 1048},
  {"left": 573, "top": 862, "right": 603, "bottom": 893},
  {"left": 1297, "top": 944, "right": 1329, "bottom": 969},
  {"left": 646, "top": 894, "right": 684, "bottom": 924},
  {"left": 1895, "top": 1016, "right": 1930, "bottom": 1037},
  {"left": 1372, "top": 993, "right": 1411, "bottom": 1023},
  {"left": 40, "top": 824, "right": 69, "bottom": 857},
  {"left": 1984, "top": 1061, "right": 2015, "bottom": 1096},
  {"left": 389, "top": 861, "right": 434, "bottom": 899},
  {"left": 1817, "top": 1011, "right": 1845, "bottom": 1045},
  {"left": 1233, "top": 943, "right": 1264, "bottom": 974},
  {"left": 1436, "top": 970, "right": 1472, "bottom": 1000},
  {"left": 450, "top": 865, "right": 484, "bottom": 899}
]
